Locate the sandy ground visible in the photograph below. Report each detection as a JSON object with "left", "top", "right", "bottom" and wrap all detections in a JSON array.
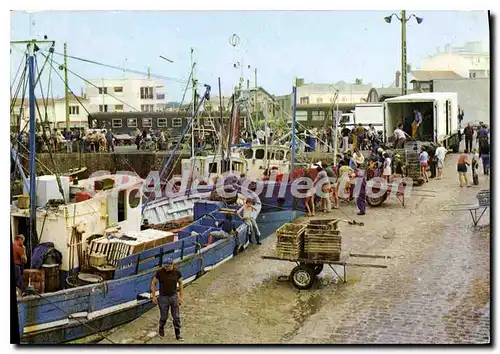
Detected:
[{"left": 94, "top": 150, "right": 490, "bottom": 345}]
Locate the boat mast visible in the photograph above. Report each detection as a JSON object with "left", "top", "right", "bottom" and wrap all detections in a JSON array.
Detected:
[
  {"left": 28, "top": 40, "right": 37, "bottom": 242},
  {"left": 190, "top": 48, "right": 196, "bottom": 157},
  {"left": 291, "top": 85, "right": 297, "bottom": 177},
  {"left": 64, "top": 42, "right": 70, "bottom": 130}
]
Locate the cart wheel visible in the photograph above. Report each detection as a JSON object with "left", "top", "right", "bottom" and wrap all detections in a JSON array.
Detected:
[
  {"left": 313, "top": 264, "right": 324, "bottom": 275},
  {"left": 290, "top": 265, "right": 315, "bottom": 290}
]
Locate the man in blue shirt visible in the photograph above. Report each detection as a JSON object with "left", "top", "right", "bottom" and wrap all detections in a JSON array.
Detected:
[
  {"left": 220, "top": 214, "right": 234, "bottom": 234},
  {"left": 413, "top": 109, "right": 423, "bottom": 140}
]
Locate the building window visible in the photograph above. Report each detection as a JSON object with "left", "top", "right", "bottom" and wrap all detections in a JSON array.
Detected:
[
  {"left": 98, "top": 87, "right": 107, "bottom": 94},
  {"left": 312, "top": 110, "right": 325, "bottom": 121},
  {"left": 112, "top": 119, "right": 123, "bottom": 128},
  {"left": 99, "top": 105, "right": 108, "bottom": 112},
  {"left": 469, "top": 72, "right": 476, "bottom": 79},
  {"left": 140, "top": 87, "right": 154, "bottom": 100},
  {"left": 142, "top": 118, "right": 152, "bottom": 128},
  {"left": 172, "top": 118, "right": 182, "bottom": 127},
  {"left": 296, "top": 111, "right": 308, "bottom": 121},
  {"left": 157, "top": 118, "right": 167, "bottom": 128},
  {"left": 141, "top": 104, "right": 154, "bottom": 112},
  {"left": 69, "top": 106, "right": 79, "bottom": 115},
  {"left": 114, "top": 87, "right": 123, "bottom": 93},
  {"left": 127, "top": 118, "right": 137, "bottom": 128},
  {"left": 316, "top": 98, "right": 323, "bottom": 104},
  {"left": 114, "top": 104, "right": 124, "bottom": 111},
  {"left": 300, "top": 97, "right": 310, "bottom": 104}
]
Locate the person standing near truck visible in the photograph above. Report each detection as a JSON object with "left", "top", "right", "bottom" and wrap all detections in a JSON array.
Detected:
[
  {"left": 412, "top": 109, "right": 423, "bottom": 140},
  {"left": 464, "top": 123, "right": 474, "bottom": 153}
]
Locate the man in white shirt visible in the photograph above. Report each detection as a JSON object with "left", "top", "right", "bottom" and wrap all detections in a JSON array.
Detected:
[
  {"left": 393, "top": 124, "right": 406, "bottom": 149},
  {"left": 434, "top": 142, "right": 447, "bottom": 179}
]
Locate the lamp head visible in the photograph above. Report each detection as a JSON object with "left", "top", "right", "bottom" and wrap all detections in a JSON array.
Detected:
[
  {"left": 384, "top": 15, "right": 392, "bottom": 23},
  {"left": 415, "top": 16, "right": 423, "bottom": 24}
]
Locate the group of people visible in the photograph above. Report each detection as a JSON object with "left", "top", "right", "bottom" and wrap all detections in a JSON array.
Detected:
[
  {"left": 12, "top": 128, "right": 118, "bottom": 154},
  {"left": 339, "top": 123, "right": 380, "bottom": 152},
  {"left": 135, "top": 128, "right": 171, "bottom": 151}
]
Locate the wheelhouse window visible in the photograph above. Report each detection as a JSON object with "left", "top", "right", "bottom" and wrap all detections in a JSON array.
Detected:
[
  {"left": 208, "top": 162, "right": 218, "bottom": 174},
  {"left": 142, "top": 118, "right": 152, "bottom": 128},
  {"left": 128, "top": 189, "right": 141, "bottom": 209},
  {"left": 157, "top": 118, "right": 167, "bottom": 128},
  {"left": 112, "top": 119, "right": 122, "bottom": 128},
  {"left": 275, "top": 150, "right": 284, "bottom": 160},
  {"left": 255, "top": 149, "right": 265, "bottom": 160},
  {"left": 127, "top": 118, "right": 137, "bottom": 128},
  {"left": 243, "top": 149, "right": 254, "bottom": 159}
]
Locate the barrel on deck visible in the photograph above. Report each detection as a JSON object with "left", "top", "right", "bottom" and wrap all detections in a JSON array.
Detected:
[{"left": 42, "top": 264, "right": 60, "bottom": 293}]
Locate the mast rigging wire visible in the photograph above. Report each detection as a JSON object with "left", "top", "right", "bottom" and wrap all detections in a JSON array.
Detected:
[
  {"left": 46, "top": 49, "right": 207, "bottom": 88},
  {"left": 40, "top": 52, "right": 141, "bottom": 114}
]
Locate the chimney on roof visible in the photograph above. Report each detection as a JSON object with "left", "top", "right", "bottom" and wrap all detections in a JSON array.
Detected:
[
  {"left": 395, "top": 71, "right": 401, "bottom": 88},
  {"left": 296, "top": 78, "right": 305, "bottom": 87}
]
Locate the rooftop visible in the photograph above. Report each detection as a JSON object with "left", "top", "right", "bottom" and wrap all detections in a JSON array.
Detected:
[{"left": 410, "top": 70, "right": 463, "bottom": 81}]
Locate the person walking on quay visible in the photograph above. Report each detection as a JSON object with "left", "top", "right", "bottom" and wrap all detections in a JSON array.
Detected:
[
  {"left": 464, "top": 123, "right": 474, "bottom": 153},
  {"left": 237, "top": 198, "right": 261, "bottom": 245},
  {"left": 351, "top": 169, "right": 367, "bottom": 216},
  {"left": 382, "top": 152, "right": 392, "bottom": 182},
  {"left": 427, "top": 143, "right": 437, "bottom": 179},
  {"left": 106, "top": 130, "right": 115, "bottom": 153},
  {"left": 479, "top": 140, "right": 490, "bottom": 176},
  {"left": 419, "top": 147, "right": 430, "bottom": 183},
  {"left": 471, "top": 149, "right": 479, "bottom": 185},
  {"left": 435, "top": 142, "right": 447, "bottom": 180},
  {"left": 13, "top": 234, "right": 27, "bottom": 291},
  {"left": 341, "top": 125, "right": 350, "bottom": 153},
  {"left": 457, "top": 150, "right": 471, "bottom": 187},
  {"left": 477, "top": 124, "right": 489, "bottom": 147},
  {"left": 151, "top": 259, "right": 184, "bottom": 340},
  {"left": 315, "top": 164, "right": 331, "bottom": 213}
]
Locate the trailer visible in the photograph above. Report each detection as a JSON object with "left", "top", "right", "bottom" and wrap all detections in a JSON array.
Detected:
[
  {"left": 261, "top": 253, "right": 389, "bottom": 289},
  {"left": 384, "top": 92, "right": 460, "bottom": 152}
]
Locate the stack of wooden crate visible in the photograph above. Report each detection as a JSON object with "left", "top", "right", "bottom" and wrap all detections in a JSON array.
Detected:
[
  {"left": 275, "top": 223, "right": 307, "bottom": 260},
  {"left": 304, "top": 219, "right": 342, "bottom": 261}
]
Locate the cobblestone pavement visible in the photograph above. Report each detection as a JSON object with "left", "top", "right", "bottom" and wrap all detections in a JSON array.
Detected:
[{"left": 99, "top": 152, "right": 490, "bottom": 345}]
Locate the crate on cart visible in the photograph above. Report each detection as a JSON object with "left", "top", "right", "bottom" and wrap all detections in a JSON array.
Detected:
[
  {"left": 275, "top": 223, "right": 306, "bottom": 260},
  {"left": 304, "top": 219, "right": 342, "bottom": 262},
  {"left": 306, "top": 219, "right": 339, "bottom": 231}
]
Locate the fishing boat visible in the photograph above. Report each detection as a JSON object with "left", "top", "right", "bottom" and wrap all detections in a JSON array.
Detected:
[
  {"left": 10, "top": 44, "right": 262, "bottom": 343},
  {"left": 13, "top": 172, "right": 260, "bottom": 344}
]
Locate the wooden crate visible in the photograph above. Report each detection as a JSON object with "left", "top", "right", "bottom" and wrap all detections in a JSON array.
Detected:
[
  {"left": 306, "top": 252, "right": 341, "bottom": 262},
  {"left": 307, "top": 219, "right": 339, "bottom": 231},
  {"left": 276, "top": 223, "right": 307, "bottom": 237}
]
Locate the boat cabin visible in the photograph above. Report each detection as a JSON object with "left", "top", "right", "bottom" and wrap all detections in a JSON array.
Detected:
[{"left": 11, "top": 174, "right": 145, "bottom": 275}]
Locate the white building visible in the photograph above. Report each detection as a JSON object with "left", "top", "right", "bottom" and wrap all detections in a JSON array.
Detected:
[
  {"left": 11, "top": 96, "right": 90, "bottom": 131},
  {"left": 420, "top": 41, "right": 490, "bottom": 79},
  {"left": 84, "top": 77, "right": 167, "bottom": 113},
  {"left": 296, "top": 79, "right": 373, "bottom": 105}
]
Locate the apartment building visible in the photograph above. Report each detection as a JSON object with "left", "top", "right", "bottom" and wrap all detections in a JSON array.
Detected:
[{"left": 84, "top": 77, "right": 167, "bottom": 113}]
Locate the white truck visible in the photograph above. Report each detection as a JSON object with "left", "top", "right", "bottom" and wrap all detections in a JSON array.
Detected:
[{"left": 383, "top": 92, "right": 461, "bottom": 152}]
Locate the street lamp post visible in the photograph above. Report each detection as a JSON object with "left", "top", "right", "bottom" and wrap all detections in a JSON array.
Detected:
[{"left": 384, "top": 10, "right": 423, "bottom": 96}]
